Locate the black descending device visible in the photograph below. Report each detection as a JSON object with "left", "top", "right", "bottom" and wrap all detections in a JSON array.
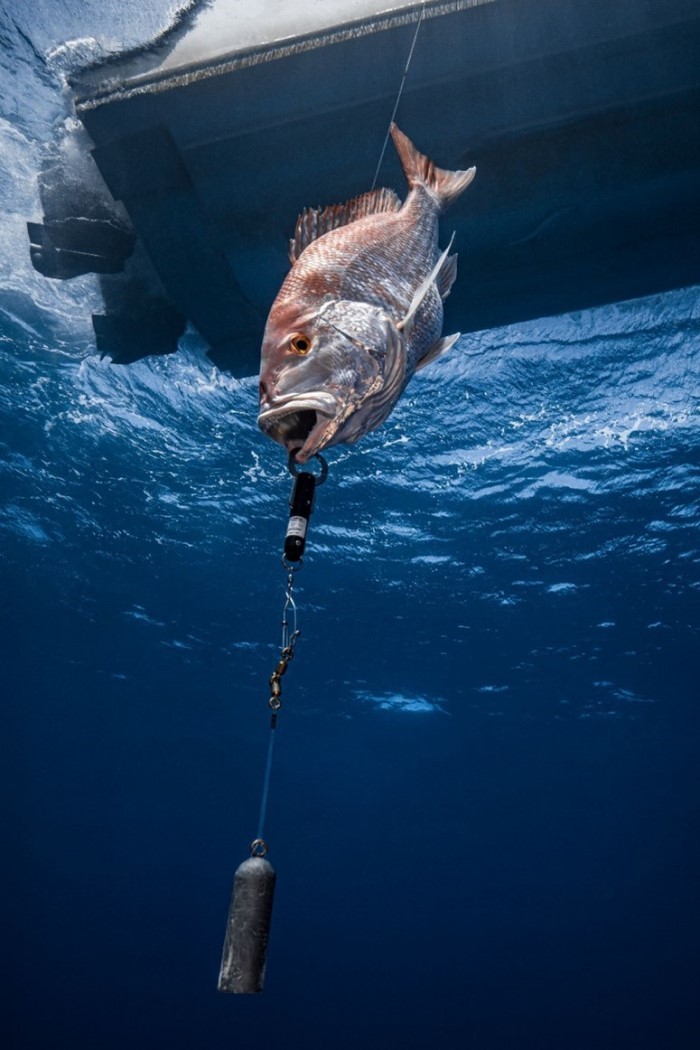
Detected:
[{"left": 284, "top": 470, "right": 317, "bottom": 562}]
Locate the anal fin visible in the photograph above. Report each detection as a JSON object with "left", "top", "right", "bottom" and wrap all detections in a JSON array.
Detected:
[
  {"left": 415, "top": 332, "right": 460, "bottom": 372},
  {"left": 437, "top": 253, "right": 458, "bottom": 301}
]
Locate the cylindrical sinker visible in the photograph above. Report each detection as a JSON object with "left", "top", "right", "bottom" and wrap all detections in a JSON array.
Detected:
[{"left": 218, "top": 856, "right": 277, "bottom": 994}]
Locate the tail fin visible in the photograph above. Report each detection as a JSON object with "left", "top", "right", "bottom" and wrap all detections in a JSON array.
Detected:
[{"left": 390, "top": 123, "right": 475, "bottom": 211}]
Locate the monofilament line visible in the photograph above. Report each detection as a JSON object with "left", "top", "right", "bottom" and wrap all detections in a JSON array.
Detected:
[
  {"left": 371, "top": 1, "right": 427, "bottom": 190},
  {"left": 256, "top": 728, "right": 276, "bottom": 842}
]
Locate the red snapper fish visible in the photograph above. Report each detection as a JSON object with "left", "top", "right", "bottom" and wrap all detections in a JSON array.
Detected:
[{"left": 257, "top": 124, "right": 475, "bottom": 462}]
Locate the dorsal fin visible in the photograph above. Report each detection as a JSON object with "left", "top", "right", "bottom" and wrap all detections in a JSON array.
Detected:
[{"left": 289, "top": 187, "right": 401, "bottom": 262}]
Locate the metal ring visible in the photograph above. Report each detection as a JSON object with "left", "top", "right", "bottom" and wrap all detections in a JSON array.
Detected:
[
  {"left": 287, "top": 450, "right": 329, "bottom": 484},
  {"left": 250, "top": 838, "right": 268, "bottom": 858},
  {"left": 268, "top": 696, "right": 282, "bottom": 711},
  {"left": 281, "top": 555, "right": 303, "bottom": 572}
]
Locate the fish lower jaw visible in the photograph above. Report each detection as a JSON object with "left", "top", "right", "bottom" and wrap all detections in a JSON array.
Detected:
[{"left": 258, "top": 396, "right": 339, "bottom": 460}]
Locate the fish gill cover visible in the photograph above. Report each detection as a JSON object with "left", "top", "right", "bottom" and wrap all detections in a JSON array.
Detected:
[{"left": 1, "top": 2, "right": 699, "bottom": 1049}]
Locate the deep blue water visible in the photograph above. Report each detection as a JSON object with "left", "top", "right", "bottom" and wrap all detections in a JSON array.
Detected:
[{"left": 2, "top": 4, "right": 699, "bottom": 1048}]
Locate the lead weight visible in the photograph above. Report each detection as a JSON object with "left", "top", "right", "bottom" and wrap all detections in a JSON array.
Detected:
[{"left": 218, "top": 856, "right": 277, "bottom": 994}]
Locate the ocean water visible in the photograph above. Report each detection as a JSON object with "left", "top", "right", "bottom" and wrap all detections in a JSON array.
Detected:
[{"left": 2, "top": 4, "right": 699, "bottom": 1048}]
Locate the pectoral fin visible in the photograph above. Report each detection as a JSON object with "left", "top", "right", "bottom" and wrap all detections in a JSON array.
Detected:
[
  {"left": 415, "top": 332, "right": 460, "bottom": 371},
  {"left": 398, "top": 233, "right": 455, "bottom": 338}
]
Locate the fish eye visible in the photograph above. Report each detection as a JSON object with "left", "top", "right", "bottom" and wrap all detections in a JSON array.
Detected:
[{"left": 289, "top": 333, "right": 311, "bottom": 355}]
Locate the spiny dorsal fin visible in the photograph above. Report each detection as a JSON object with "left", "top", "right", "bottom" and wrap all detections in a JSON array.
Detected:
[
  {"left": 415, "top": 332, "right": 460, "bottom": 372},
  {"left": 289, "top": 187, "right": 401, "bottom": 262}
]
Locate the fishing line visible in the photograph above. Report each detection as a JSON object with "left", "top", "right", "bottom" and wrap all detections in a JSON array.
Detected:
[
  {"left": 218, "top": 454, "right": 327, "bottom": 994},
  {"left": 255, "top": 726, "right": 276, "bottom": 842},
  {"left": 371, "top": 1, "right": 427, "bottom": 190}
]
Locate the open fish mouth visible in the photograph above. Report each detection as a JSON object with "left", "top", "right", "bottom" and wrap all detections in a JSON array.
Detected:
[{"left": 257, "top": 393, "right": 339, "bottom": 460}]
